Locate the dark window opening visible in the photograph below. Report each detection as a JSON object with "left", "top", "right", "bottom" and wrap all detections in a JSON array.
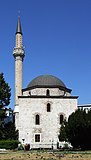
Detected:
[
  {"left": 29, "top": 91, "right": 31, "bottom": 95},
  {"left": 35, "top": 134, "right": 40, "bottom": 142},
  {"left": 46, "top": 89, "right": 50, "bottom": 96},
  {"left": 47, "top": 103, "right": 51, "bottom": 112},
  {"left": 35, "top": 114, "right": 40, "bottom": 125},
  {"left": 60, "top": 114, "right": 64, "bottom": 124}
]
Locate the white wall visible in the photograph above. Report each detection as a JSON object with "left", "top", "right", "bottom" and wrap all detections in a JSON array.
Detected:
[{"left": 16, "top": 95, "right": 77, "bottom": 149}]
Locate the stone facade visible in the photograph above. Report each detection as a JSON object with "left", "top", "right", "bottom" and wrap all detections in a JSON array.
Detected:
[{"left": 14, "top": 87, "right": 78, "bottom": 149}]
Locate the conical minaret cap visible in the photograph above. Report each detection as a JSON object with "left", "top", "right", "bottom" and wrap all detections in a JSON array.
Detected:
[{"left": 16, "top": 17, "right": 22, "bottom": 35}]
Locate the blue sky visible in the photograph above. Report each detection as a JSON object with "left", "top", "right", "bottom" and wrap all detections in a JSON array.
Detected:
[{"left": 0, "top": 0, "right": 91, "bottom": 108}]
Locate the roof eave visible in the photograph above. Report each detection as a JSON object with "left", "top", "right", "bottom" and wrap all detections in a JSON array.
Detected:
[
  {"left": 18, "top": 95, "right": 78, "bottom": 99},
  {"left": 22, "top": 85, "right": 72, "bottom": 93}
]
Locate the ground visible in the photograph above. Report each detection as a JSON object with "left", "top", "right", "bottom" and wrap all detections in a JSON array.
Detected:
[{"left": 0, "top": 150, "right": 91, "bottom": 160}]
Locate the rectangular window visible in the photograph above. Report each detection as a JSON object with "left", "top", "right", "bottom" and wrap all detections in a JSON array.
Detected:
[{"left": 35, "top": 134, "right": 40, "bottom": 142}]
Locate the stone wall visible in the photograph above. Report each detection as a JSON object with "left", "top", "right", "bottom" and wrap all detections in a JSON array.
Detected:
[{"left": 16, "top": 94, "right": 77, "bottom": 149}]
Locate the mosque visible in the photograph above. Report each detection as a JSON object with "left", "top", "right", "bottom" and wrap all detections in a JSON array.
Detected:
[{"left": 13, "top": 17, "right": 78, "bottom": 149}]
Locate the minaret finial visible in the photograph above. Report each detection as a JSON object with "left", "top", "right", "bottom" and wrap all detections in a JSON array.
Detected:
[{"left": 18, "top": 10, "right": 20, "bottom": 17}]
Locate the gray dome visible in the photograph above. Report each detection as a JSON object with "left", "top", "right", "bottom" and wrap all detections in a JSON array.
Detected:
[{"left": 27, "top": 75, "right": 66, "bottom": 88}]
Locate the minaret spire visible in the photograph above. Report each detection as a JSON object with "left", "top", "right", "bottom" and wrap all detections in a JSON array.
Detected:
[
  {"left": 13, "top": 17, "right": 25, "bottom": 106},
  {"left": 16, "top": 16, "right": 22, "bottom": 35}
]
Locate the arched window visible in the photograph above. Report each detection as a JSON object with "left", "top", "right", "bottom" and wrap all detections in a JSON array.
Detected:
[
  {"left": 47, "top": 103, "right": 51, "bottom": 112},
  {"left": 60, "top": 114, "right": 64, "bottom": 124},
  {"left": 35, "top": 114, "right": 40, "bottom": 125},
  {"left": 29, "top": 91, "right": 31, "bottom": 96},
  {"left": 46, "top": 89, "right": 50, "bottom": 96}
]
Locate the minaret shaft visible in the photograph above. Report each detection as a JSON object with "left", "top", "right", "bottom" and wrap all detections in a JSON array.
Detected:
[
  {"left": 16, "top": 33, "right": 22, "bottom": 48},
  {"left": 15, "top": 57, "right": 23, "bottom": 105}
]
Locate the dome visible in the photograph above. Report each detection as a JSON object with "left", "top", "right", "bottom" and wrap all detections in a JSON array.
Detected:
[{"left": 27, "top": 75, "right": 66, "bottom": 88}]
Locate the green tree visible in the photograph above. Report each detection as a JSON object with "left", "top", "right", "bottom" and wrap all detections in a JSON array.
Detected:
[
  {"left": 0, "top": 73, "right": 11, "bottom": 108},
  {"left": 0, "top": 73, "right": 11, "bottom": 140},
  {"left": 67, "top": 109, "right": 87, "bottom": 149},
  {"left": 58, "top": 119, "right": 68, "bottom": 142},
  {"left": 0, "top": 73, "right": 11, "bottom": 125},
  {"left": 59, "top": 109, "right": 91, "bottom": 150},
  {"left": 4, "top": 122, "right": 18, "bottom": 140}
]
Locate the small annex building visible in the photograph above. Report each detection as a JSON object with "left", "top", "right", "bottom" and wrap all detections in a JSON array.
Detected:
[{"left": 13, "top": 18, "right": 78, "bottom": 149}]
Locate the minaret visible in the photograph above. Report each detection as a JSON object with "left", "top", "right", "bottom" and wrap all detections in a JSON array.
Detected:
[{"left": 13, "top": 17, "right": 25, "bottom": 106}]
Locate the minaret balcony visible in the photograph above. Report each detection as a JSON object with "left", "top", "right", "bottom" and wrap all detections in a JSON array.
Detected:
[{"left": 13, "top": 47, "right": 25, "bottom": 59}]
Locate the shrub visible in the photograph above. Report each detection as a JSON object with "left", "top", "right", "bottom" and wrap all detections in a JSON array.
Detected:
[{"left": 0, "top": 140, "right": 19, "bottom": 149}]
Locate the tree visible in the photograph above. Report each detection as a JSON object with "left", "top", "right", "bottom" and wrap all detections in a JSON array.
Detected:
[
  {"left": 0, "top": 73, "right": 11, "bottom": 125},
  {"left": 0, "top": 73, "right": 11, "bottom": 108},
  {"left": 3, "top": 122, "right": 18, "bottom": 140},
  {"left": 59, "top": 109, "right": 91, "bottom": 150},
  {"left": 67, "top": 109, "right": 87, "bottom": 149},
  {"left": 58, "top": 119, "right": 68, "bottom": 142}
]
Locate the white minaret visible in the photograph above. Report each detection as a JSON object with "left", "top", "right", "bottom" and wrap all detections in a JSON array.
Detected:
[{"left": 13, "top": 17, "right": 25, "bottom": 106}]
